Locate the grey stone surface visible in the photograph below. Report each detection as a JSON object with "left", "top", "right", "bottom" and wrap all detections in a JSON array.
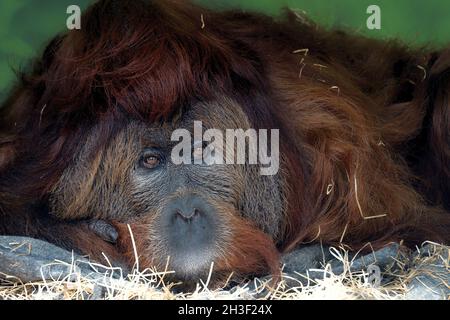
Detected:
[
  {"left": 404, "top": 244, "right": 449, "bottom": 300},
  {"left": 280, "top": 243, "right": 449, "bottom": 299},
  {"left": 0, "top": 236, "right": 448, "bottom": 299},
  {"left": 0, "top": 236, "right": 124, "bottom": 285}
]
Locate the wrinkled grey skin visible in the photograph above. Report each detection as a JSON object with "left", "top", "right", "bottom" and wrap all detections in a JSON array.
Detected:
[
  {"left": 1, "top": 236, "right": 447, "bottom": 300},
  {"left": 47, "top": 97, "right": 286, "bottom": 279}
]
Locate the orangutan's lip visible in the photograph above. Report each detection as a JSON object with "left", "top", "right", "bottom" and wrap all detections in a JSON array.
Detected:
[{"left": 167, "top": 247, "right": 217, "bottom": 278}]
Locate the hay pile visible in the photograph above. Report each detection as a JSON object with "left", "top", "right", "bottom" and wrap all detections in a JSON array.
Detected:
[{"left": 1, "top": 241, "right": 448, "bottom": 300}]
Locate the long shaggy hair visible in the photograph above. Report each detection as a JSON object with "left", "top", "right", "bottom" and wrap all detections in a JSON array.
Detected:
[{"left": 0, "top": 0, "right": 449, "bottom": 279}]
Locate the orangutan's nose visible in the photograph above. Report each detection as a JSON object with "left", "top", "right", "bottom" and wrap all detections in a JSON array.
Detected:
[
  {"left": 168, "top": 195, "right": 211, "bottom": 233},
  {"left": 161, "top": 194, "right": 217, "bottom": 273}
]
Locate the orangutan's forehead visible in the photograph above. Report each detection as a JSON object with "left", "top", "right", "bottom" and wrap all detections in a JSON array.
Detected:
[
  {"left": 184, "top": 97, "right": 251, "bottom": 130},
  {"left": 120, "top": 97, "right": 252, "bottom": 141}
]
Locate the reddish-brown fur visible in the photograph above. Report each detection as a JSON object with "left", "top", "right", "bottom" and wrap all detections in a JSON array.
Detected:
[
  {"left": 0, "top": 0, "right": 449, "bottom": 279},
  {"left": 114, "top": 203, "right": 280, "bottom": 282}
]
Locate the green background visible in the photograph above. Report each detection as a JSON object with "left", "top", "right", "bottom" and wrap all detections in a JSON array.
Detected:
[{"left": 1, "top": 0, "right": 449, "bottom": 103}]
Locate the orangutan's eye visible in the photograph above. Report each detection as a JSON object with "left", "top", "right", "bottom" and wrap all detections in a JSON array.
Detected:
[
  {"left": 143, "top": 155, "right": 160, "bottom": 169},
  {"left": 141, "top": 149, "right": 163, "bottom": 169}
]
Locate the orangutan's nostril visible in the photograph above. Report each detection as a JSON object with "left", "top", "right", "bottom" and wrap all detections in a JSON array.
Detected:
[{"left": 175, "top": 208, "right": 201, "bottom": 221}]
